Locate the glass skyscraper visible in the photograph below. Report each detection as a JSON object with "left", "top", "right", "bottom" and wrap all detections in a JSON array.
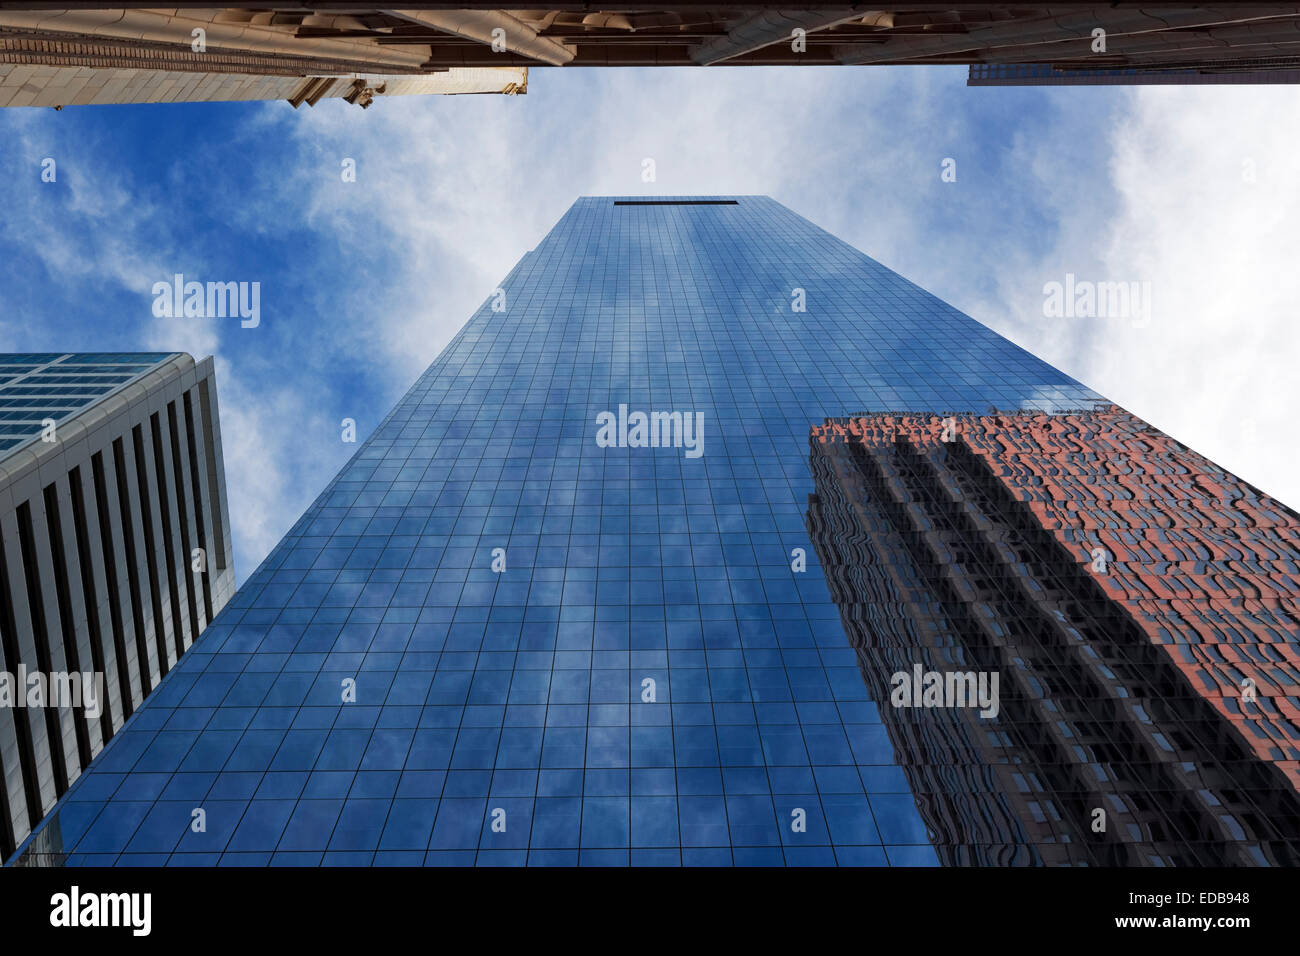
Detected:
[{"left": 10, "top": 196, "right": 1294, "bottom": 867}]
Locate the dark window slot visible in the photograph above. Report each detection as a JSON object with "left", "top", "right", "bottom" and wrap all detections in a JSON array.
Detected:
[
  {"left": 150, "top": 412, "right": 185, "bottom": 662},
  {"left": 68, "top": 465, "right": 116, "bottom": 742},
  {"left": 0, "top": 517, "right": 45, "bottom": 834},
  {"left": 131, "top": 424, "right": 169, "bottom": 679},
  {"left": 41, "top": 482, "right": 93, "bottom": 770},
  {"left": 166, "top": 401, "right": 200, "bottom": 645},
  {"left": 182, "top": 390, "right": 214, "bottom": 621},
  {"left": 613, "top": 199, "right": 738, "bottom": 206},
  {"left": 112, "top": 437, "right": 154, "bottom": 696},
  {"left": 92, "top": 451, "right": 134, "bottom": 719},
  {"left": 15, "top": 502, "right": 69, "bottom": 797}
]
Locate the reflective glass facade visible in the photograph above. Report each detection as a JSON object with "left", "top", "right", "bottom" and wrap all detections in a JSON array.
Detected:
[
  {"left": 808, "top": 410, "right": 1300, "bottom": 865},
  {"left": 12, "top": 196, "right": 1112, "bottom": 866}
]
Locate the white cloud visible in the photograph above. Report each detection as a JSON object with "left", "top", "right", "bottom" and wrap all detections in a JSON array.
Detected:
[
  {"left": 208, "top": 354, "right": 338, "bottom": 569},
  {"left": 997, "top": 86, "right": 1300, "bottom": 508},
  {"left": 0, "top": 117, "right": 350, "bottom": 581},
  {"left": 249, "top": 67, "right": 1300, "bottom": 551},
  {"left": 4, "top": 68, "right": 1296, "bottom": 588},
  {"left": 271, "top": 66, "right": 946, "bottom": 384}
]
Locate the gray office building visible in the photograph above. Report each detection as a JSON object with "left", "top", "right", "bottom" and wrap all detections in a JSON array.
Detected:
[{"left": 0, "top": 352, "right": 235, "bottom": 858}]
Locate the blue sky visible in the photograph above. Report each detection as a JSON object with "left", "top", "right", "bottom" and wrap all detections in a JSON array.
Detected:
[{"left": 1, "top": 65, "right": 1296, "bottom": 585}]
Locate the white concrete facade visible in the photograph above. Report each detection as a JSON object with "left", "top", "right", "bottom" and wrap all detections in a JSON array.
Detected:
[{"left": 0, "top": 353, "right": 235, "bottom": 859}]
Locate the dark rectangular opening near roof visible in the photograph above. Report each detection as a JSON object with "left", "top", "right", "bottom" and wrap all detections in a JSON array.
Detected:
[{"left": 613, "top": 200, "right": 739, "bottom": 206}]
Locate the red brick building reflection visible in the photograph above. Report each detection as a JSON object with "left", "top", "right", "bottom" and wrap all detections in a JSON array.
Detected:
[{"left": 807, "top": 406, "right": 1300, "bottom": 865}]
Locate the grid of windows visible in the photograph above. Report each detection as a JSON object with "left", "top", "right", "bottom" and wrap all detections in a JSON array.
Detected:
[
  {"left": 0, "top": 353, "right": 178, "bottom": 453},
  {"left": 14, "top": 197, "right": 1105, "bottom": 866}
]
